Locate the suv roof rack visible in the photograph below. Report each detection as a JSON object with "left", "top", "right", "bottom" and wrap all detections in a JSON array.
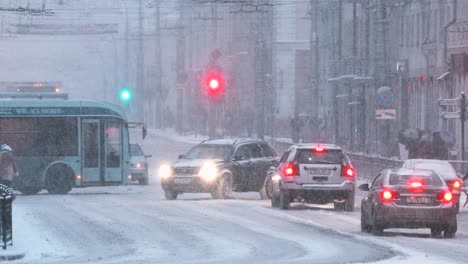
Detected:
[{"left": 0, "top": 92, "right": 69, "bottom": 100}]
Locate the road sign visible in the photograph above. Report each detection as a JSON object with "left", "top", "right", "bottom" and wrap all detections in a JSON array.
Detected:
[
  {"left": 437, "top": 98, "right": 459, "bottom": 106},
  {"left": 440, "top": 112, "right": 461, "bottom": 119},
  {"left": 376, "top": 86, "right": 395, "bottom": 108},
  {"left": 376, "top": 109, "right": 396, "bottom": 120}
]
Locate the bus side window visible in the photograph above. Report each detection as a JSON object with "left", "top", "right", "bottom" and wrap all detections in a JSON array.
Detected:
[{"left": 106, "top": 121, "right": 121, "bottom": 168}]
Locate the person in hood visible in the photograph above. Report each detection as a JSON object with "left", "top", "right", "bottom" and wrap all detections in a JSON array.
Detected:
[{"left": 0, "top": 144, "right": 18, "bottom": 188}]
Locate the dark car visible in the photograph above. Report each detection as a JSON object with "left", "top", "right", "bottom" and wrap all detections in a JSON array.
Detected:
[
  {"left": 401, "top": 159, "right": 463, "bottom": 212},
  {"left": 160, "top": 138, "right": 278, "bottom": 200},
  {"left": 270, "top": 143, "right": 355, "bottom": 211},
  {"left": 360, "top": 168, "right": 458, "bottom": 238}
]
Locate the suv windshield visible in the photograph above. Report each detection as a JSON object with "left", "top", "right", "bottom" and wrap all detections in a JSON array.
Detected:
[
  {"left": 184, "top": 144, "right": 232, "bottom": 160},
  {"left": 130, "top": 144, "right": 144, "bottom": 156},
  {"left": 389, "top": 174, "right": 443, "bottom": 186},
  {"left": 295, "top": 149, "right": 343, "bottom": 164}
]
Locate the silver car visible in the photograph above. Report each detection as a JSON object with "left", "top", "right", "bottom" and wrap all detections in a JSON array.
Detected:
[
  {"left": 130, "top": 144, "right": 151, "bottom": 185},
  {"left": 271, "top": 143, "right": 355, "bottom": 211}
]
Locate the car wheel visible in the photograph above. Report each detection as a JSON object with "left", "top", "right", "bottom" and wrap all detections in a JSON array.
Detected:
[
  {"left": 164, "top": 189, "right": 178, "bottom": 200},
  {"left": 371, "top": 210, "right": 384, "bottom": 236},
  {"left": 444, "top": 215, "right": 457, "bottom": 238},
  {"left": 212, "top": 174, "right": 232, "bottom": 200},
  {"left": 271, "top": 192, "right": 280, "bottom": 208},
  {"left": 360, "top": 207, "right": 370, "bottom": 233},
  {"left": 279, "top": 189, "right": 290, "bottom": 210},
  {"left": 333, "top": 200, "right": 345, "bottom": 211},
  {"left": 259, "top": 174, "right": 274, "bottom": 200},
  {"left": 138, "top": 177, "right": 149, "bottom": 185},
  {"left": 430, "top": 227, "right": 442, "bottom": 238},
  {"left": 344, "top": 191, "right": 355, "bottom": 212}
]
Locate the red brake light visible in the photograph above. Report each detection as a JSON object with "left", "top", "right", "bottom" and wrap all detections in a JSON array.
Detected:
[
  {"left": 410, "top": 181, "right": 422, "bottom": 188},
  {"left": 342, "top": 166, "right": 354, "bottom": 178},
  {"left": 437, "top": 190, "right": 453, "bottom": 203},
  {"left": 382, "top": 191, "right": 392, "bottom": 201},
  {"left": 444, "top": 192, "right": 453, "bottom": 201},
  {"left": 452, "top": 180, "right": 461, "bottom": 190},
  {"left": 282, "top": 163, "right": 298, "bottom": 177},
  {"left": 380, "top": 189, "right": 400, "bottom": 202},
  {"left": 314, "top": 146, "right": 325, "bottom": 153}
]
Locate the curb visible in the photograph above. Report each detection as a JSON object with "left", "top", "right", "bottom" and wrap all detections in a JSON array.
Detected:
[{"left": 0, "top": 251, "right": 26, "bottom": 261}]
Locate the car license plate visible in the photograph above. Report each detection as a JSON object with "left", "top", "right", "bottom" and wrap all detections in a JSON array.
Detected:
[
  {"left": 313, "top": 176, "right": 328, "bottom": 181},
  {"left": 307, "top": 168, "right": 330, "bottom": 175},
  {"left": 406, "top": 196, "right": 431, "bottom": 204},
  {"left": 173, "top": 178, "right": 191, "bottom": 184}
]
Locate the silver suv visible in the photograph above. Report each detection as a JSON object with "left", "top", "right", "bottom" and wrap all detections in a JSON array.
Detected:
[{"left": 271, "top": 144, "right": 355, "bottom": 211}]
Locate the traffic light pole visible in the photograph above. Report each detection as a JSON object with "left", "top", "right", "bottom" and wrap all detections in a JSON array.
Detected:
[
  {"left": 461, "top": 92, "right": 466, "bottom": 161},
  {"left": 208, "top": 101, "right": 215, "bottom": 139}
]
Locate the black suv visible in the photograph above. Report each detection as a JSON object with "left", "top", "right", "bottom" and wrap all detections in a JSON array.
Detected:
[{"left": 160, "top": 139, "right": 278, "bottom": 200}]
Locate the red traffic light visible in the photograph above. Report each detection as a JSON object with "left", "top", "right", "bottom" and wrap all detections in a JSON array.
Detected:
[
  {"left": 203, "top": 71, "right": 224, "bottom": 97},
  {"left": 209, "top": 79, "right": 219, "bottom": 90}
]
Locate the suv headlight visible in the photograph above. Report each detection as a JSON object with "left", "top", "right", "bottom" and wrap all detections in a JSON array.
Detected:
[
  {"left": 159, "top": 164, "right": 173, "bottom": 179},
  {"left": 198, "top": 162, "right": 218, "bottom": 182}
]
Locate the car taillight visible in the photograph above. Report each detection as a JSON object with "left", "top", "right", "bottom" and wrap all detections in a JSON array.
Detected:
[
  {"left": 282, "top": 163, "right": 299, "bottom": 177},
  {"left": 452, "top": 180, "right": 461, "bottom": 190},
  {"left": 314, "top": 146, "right": 325, "bottom": 154},
  {"left": 342, "top": 166, "right": 354, "bottom": 178},
  {"left": 380, "top": 189, "right": 400, "bottom": 202},
  {"left": 409, "top": 181, "right": 422, "bottom": 188},
  {"left": 437, "top": 190, "right": 453, "bottom": 203}
]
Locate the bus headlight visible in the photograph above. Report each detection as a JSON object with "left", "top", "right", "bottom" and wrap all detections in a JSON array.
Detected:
[
  {"left": 159, "top": 164, "right": 173, "bottom": 179},
  {"left": 198, "top": 162, "right": 218, "bottom": 182}
]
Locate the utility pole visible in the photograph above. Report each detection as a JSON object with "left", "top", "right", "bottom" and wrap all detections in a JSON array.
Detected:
[
  {"left": 137, "top": 0, "right": 145, "bottom": 121},
  {"left": 125, "top": 5, "right": 129, "bottom": 87},
  {"left": 252, "top": 1, "right": 273, "bottom": 140},
  {"left": 154, "top": 0, "right": 162, "bottom": 128},
  {"left": 175, "top": 0, "right": 186, "bottom": 133},
  {"left": 309, "top": 0, "right": 320, "bottom": 140},
  {"left": 208, "top": 2, "right": 218, "bottom": 139}
]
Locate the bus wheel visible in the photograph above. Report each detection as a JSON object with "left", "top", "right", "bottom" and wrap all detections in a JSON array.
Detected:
[
  {"left": 18, "top": 187, "right": 42, "bottom": 195},
  {"left": 45, "top": 164, "right": 74, "bottom": 195}
]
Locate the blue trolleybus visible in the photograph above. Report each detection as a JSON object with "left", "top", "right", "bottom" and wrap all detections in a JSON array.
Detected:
[{"left": 0, "top": 93, "right": 144, "bottom": 195}]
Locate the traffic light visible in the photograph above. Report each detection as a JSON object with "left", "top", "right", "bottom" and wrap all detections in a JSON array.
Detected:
[
  {"left": 203, "top": 70, "right": 225, "bottom": 97},
  {"left": 120, "top": 88, "right": 131, "bottom": 102}
]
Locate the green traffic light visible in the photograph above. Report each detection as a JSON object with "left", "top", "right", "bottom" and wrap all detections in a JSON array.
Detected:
[{"left": 120, "top": 89, "right": 131, "bottom": 101}]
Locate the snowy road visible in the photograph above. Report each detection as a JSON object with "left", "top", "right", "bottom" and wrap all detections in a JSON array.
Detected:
[{"left": 9, "top": 132, "right": 468, "bottom": 263}]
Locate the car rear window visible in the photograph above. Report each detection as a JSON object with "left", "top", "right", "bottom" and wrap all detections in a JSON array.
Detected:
[
  {"left": 294, "top": 149, "right": 343, "bottom": 165},
  {"left": 389, "top": 174, "right": 443, "bottom": 186}
]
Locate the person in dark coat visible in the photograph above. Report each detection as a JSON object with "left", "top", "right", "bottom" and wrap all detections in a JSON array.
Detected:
[{"left": 0, "top": 144, "right": 17, "bottom": 188}]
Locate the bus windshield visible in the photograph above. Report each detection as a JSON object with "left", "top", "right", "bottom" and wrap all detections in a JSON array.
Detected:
[{"left": 130, "top": 144, "right": 144, "bottom": 156}]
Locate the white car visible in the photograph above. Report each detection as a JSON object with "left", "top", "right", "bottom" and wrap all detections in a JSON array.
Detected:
[{"left": 130, "top": 144, "right": 151, "bottom": 185}]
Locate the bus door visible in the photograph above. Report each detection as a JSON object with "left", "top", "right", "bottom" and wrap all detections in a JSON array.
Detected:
[
  {"left": 104, "top": 120, "right": 123, "bottom": 183},
  {"left": 82, "top": 120, "right": 102, "bottom": 183}
]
